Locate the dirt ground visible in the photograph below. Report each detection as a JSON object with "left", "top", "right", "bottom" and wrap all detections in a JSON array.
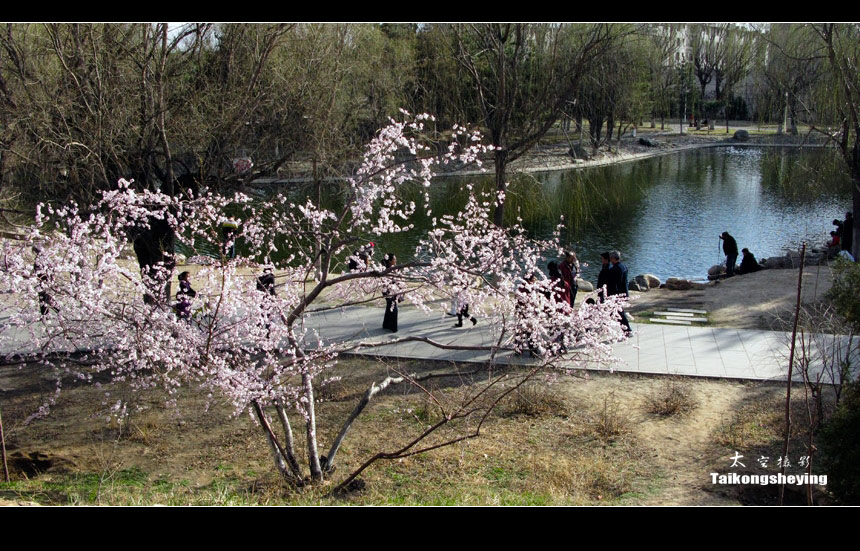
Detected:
[{"left": 0, "top": 353, "right": 806, "bottom": 506}]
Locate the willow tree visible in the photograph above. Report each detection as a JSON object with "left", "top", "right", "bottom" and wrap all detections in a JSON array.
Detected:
[
  {"left": 815, "top": 23, "right": 860, "bottom": 259},
  {"left": 451, "top": 23, "right": 623, "bottom": 226},
  {"left": 769, "top": 24, "right": 860, "bottom": 258}
]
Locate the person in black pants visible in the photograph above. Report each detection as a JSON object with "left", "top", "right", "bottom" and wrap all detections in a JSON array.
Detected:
[
  {"left": 720, "top": 231, "right": 739, "bottom": 277},
  {"left": 596, "top": 251, "right": 611, "bottom": 302},
  {"left": 176, "top": 271, "right": 196, "bottom": 321},
  {"left": 608, "top": 250, "right": 632, "bottom": 335},
  {"left": 382, "top": 253, "right": 401, "bottom": 332}
]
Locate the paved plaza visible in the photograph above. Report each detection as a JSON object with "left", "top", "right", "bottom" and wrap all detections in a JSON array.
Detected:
[
  {"left": 2, "top": 303, "right": 855, "bottom": 383},
  {"left": 303, "top": 304, "right": 857, "bottom": 383}
]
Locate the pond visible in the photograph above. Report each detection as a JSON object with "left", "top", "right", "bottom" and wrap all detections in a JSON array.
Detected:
[
  {"left": 235, "top": 146, "right": 852, "bottom": 285},
  {"left": 391, "top": 145, "right": 852, "bottom": 283}
]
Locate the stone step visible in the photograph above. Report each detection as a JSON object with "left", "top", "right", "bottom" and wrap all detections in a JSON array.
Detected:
[
  {"left": 665, "top": 316, "right": 707, "bottom": 323},
  {"left": 666, "top": 307, "right": 708, "bottom": 314},
  {"left": 650, "top": 318, "right": 692, "bottom": 325}
]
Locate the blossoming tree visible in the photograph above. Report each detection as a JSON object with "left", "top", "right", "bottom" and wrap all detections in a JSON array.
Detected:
[{"left": 0, "top": 113, "right": 629, "bottom": 490}]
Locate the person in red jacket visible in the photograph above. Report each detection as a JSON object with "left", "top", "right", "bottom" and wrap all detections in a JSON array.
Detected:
[
  {"left": 547, "top": 261, "right": 571, "bottom": 307},
  {"left": 559, "top": 251, "right": 580, "bottom": 307}
]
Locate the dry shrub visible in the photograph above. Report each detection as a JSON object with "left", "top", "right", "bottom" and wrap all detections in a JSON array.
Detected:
[
  {"left": 713, "top": 400, "right": 784, "bottom": 449},
  {"left": 529, "top": 452, "right": 635, "bottom": 502},
  {"left": 585, "top": 392, "right": 629, "bottom": 442},
  {"left": 503, "top": 383, "right": 570, "bottom": 418},
  {"left": 645, "top": 378, "right": 698, "bottom": 417},
  {"left": 124, "top": 420, "right": 161, "bottom": 445}
]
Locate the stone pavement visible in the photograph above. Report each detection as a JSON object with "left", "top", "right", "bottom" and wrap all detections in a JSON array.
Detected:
[
  {"left": 2, "top": 303, "right": 855, "bottom": 383},
  {"left": 303, "top": 304, "right": 858, "bottom": 383}
]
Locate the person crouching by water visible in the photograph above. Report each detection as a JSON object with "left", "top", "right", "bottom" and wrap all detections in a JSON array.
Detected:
[
  {"left": 720, "top": 231, "right": 739, "bottom": 277},
  {"left": 737, "top": 248, "right": 762, "bottom": 275},
  {"left": 381, "top": 253, "right": 402, "bottom": 332},
  {"left": 176, "top": 271, "right": 196, "bottom": 321}
]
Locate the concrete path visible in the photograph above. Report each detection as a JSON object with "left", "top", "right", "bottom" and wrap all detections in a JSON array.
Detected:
[
  {"left": 2, "top": 303, "right": 854, "bottom": 383},
  {"left": 303, "top": 305, "right": 858, "bottom": 383}
]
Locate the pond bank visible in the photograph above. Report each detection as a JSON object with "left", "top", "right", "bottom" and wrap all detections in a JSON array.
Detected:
[
  {"left": 622, "top": 264, "right": 835, "bottom": 331},
  {"left": 446, "top": 130, "right": 832, "bottom": 178}
]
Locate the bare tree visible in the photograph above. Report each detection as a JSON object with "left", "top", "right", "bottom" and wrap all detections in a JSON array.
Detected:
[{"left": 452, "top": 23, "right": 621, "bottom": 226}]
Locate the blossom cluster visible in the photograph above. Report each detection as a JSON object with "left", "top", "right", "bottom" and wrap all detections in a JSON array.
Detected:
[{"left": 0, "top": 113, "right": 627, "bottom": 435}]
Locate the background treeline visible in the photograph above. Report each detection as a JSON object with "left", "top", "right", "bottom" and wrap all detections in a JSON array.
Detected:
[{"left": 0, "top": 23, "right": 858, "bottom": 210}]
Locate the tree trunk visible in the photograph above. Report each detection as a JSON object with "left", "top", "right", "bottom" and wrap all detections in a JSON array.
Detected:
[
  {"left": 274, "top": 399, "right": 303, "bottom": 479},
  {"left": 854, "top": 180, "right": 860, "bottom": 260},
  {"left": 492, "top": 149, "right": 508, "bottom": 227},
  {"left": 0, "top": 408, "right": 9, "bottom": 482},
  {"left": 252, "top": 401, "right": 293, "bottom": 482},
  {"left": 302, "top": 372, "right": 323, "bottom": 480}
]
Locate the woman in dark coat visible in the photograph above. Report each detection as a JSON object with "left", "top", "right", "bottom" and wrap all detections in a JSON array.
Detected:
[
  {"left": 737, "top": 248, "right": 762, "bottom": 275},
  {"left": 382, "top": 253, "right": 400, "bottom": 332},
  {"left": 547, "top": 261, "right": 571, "bottom": 307},
  {"left": 176, "top": 271, "right": 196, "bottom": 320}
]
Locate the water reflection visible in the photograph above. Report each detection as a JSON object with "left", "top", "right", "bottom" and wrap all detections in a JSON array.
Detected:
[{"left": 425, "top": 147, "right": 850, "bottom": 283}]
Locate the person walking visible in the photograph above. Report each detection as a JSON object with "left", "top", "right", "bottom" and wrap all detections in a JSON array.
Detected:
[
  {"left": 257, "top": 267, "right": 277, "bottom": 337},
  {"left": 720, "top": 231, "right": 739, "bottom": 277},
  {"left": 607, "top": 250, "right": 632, "bottom": 335},
  {"left": 381, "top": 253, "right": 401, "bottom": 332},
  {"left": 33, "top": 246, "right": 57, "bottom": 317},
  {"left": 547, "top": 261, "right": 571, "bottom": 307},
  {"left": 221, "top": 220, "right": 239, "bottom": 259},
  {"left": 596, "top": 251, "right": 612, "bottom": 302},
  {"left": 559, "top": 251, "right": 581, "bottom": 307},
  {"left": 176, "top": 271, "right": 196, "bottom": 321},
  {"left": 453, "top": 279, "right": 478, "bottom": 328}
]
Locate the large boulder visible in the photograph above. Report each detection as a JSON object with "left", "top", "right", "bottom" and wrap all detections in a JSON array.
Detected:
[
  {"left": 642, "top": 274, "right": 661, "bottom": 288},
  {"left": 633, "top": 274, "right": 657, "bottom": 292},
  {"left": 638, "top": 137, "right": 658, "bottom": 147},
  {"left": 761, "top": 256, "right": 787, "bottom": 269},
  {"left": 733, "top": 129, "right": 750, "bottom": 142},
  {"left": 787, "top": 252, "right": 803, "bottom": 268},
  {"left": 804, "top": 252, "right": 825, "bottom": 266},
  {"left": 629, "top": 280, "right": 648, "bottom": 292},
  {"left": 576, "top": 278, "right": 594, "bottom": 292},
  {"left": 665, "top": 277, "right": 693, "bottom": 291}
]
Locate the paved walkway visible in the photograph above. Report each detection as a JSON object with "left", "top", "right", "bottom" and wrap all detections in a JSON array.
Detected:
[
  {"left": 2, "top": 304, "right": 854, "bottom": 383},
  {"left": 303, "top": 305, "right": 858, "bottom": 383}
]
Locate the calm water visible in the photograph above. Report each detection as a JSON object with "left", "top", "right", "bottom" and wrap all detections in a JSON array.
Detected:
[
  {"left": 537, "top": 146, "right": 851, "bottom": 282},
  {"left": 402, "top": 146, "right": 851, "bottom": 283},
  {"left": 233, "top": 146, "right": 852, "bottom": 285}
]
